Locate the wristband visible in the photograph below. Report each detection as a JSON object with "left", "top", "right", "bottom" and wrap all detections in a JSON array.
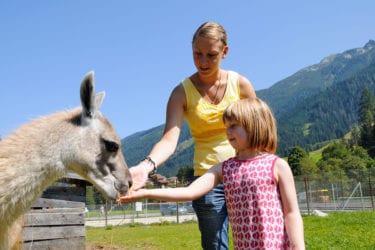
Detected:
[{"left": 143, "top": 156, "right": 157, "bottom": 176}]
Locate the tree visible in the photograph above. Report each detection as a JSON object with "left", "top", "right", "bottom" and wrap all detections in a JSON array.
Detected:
[
  {"left": 177, "top": 165, "right": 194, "bottom": 185},
  {"left": 351, "top": 145, "right": 370, "bottom": 159},
  {"left": 348, "top": 125, "right": 361, "bottom": 147},
  {"left": 369, "top": 125, "right": 375, "bottom": 157},
  {"left": 340, "top": 155, "right": 367, "bottom": 180},
  {"left": 300, "top": 157, "right": 319, "bottom": 177},
  {"left": 317, "top": 141, "right": 371, "bottom": 182},
  {"left": 321, "top": 142, "right": 348, "bottom": 161},
  {"left": 358, "top": 88, "right": 375, "bottom": 155},
  {"left": 86, "top": 186, "right": 96, "bottom": 206},
  {"left": 317, "top": 157, "right": 345, "bottom": 183},
  {"left": 287, "top": 146, "right": 308, "bottom": 176},
  {"left": 92, "top": 186, "right": 105, "bottom": 204},
  {"left": 358, "top": 88, "right": 375, "bottom": 125}
]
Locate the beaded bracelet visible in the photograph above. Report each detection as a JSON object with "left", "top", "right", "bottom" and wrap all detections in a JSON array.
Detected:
[{"left": 143, "top": 156, "right": 157, "bottom": 176}]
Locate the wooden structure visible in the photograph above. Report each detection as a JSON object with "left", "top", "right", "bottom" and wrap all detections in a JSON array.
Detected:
[{"left": 22, "top": 173, "right": 88, "bottom": 249}]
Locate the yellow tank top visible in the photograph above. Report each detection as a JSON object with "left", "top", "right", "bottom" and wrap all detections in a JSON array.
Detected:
[{"left": 182, "top": 71, "right": 241, "bottom": 176}]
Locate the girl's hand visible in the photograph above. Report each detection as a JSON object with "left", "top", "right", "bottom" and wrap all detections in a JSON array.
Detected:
[{"left": 117, "top": 189, "right": 148, "bottom": 203}]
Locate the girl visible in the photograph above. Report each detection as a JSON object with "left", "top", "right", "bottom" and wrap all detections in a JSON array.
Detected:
[{"left": 120, "top": 98, "right": 305, "bottom": 250}]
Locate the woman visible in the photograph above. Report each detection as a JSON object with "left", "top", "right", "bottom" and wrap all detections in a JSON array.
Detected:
[{"left": 130, "top": 21, "right": 256, "bottom": 250}]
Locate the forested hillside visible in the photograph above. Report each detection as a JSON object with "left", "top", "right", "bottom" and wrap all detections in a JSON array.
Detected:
[
  {"left": 122, "top": 121, "right": 193, "bottom": 177},
  {"left": 122, "top": 40, "right": 375, "bottom": 177},
  {"left": 277, "top": 63, "right": 375, "bottom": 155}
]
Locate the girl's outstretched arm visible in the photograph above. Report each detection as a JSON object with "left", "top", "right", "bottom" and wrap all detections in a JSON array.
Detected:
[
  {"left": 275, "top": 158, "right": 305, "bottom": 250},
  {"left": 118, "top": 164, "right": 223, "bottom": 203}
]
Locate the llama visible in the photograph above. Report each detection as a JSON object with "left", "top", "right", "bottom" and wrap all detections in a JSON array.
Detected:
[{"left": 0, "top": 71, "right": 132, "bottom": 249}]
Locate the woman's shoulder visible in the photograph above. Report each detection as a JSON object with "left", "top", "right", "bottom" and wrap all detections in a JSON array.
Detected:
[
  {"left": 237, "top": 74, "right": 256, "bottom": 98},
  {"left": 168, "top": 82, "right": 187, "bottom": 106},
  {"left": 226, "top": 70, "right": 251, "bottom": 86}
]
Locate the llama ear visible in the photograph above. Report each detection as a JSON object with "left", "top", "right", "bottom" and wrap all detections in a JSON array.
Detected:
[
  {"left": 95, "top": 91, "right": 105, "bottom": 110},
  {"left": 80, "top": 71, "right": 96, "bottom": 119}
]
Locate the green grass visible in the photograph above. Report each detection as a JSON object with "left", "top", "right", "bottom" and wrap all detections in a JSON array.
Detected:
[
  {"left": 309, "top": 147, "right": 323, "bottom": 162},
  {"left": 304, "top": 211, "right": 375, "bottom": 249},
  {"left": 86, "top": 221, "right": 203, "bottom": 250},
  {"left": 86, "top": 211, "right": 375, "bottom": 249}
]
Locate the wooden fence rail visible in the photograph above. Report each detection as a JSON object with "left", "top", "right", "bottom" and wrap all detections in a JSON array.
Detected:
[{"left": 22, "top": 197, "right": 86, "bottom": 249}]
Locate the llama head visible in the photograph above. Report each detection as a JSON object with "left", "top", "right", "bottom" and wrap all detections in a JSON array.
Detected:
[{"left": 67, "top": 71, "right": 132, "bottom": 200}]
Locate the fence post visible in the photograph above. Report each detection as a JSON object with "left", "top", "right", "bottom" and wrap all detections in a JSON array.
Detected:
[
  {"left": 175, "top": 179, "right": 180, "bottom": 224},
  {"left": 105, "top": 200, "right": 108, "bottom": 227},
  {"left": 331, "top": 183, "right": 337, "bottom": 210},
  {"left": 304, "top": 177, "right": 310, "bottom": 215},
  {"left": 369, "top": 175, "right": 374, "bottom": 210}
]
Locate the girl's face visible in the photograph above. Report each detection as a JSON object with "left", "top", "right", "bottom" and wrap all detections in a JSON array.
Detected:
[
  {"left": 192, "top": 36, "right": 228, "bottom": 78},
  {"left": 224, "top": 120, "right": 249, "bottom": 151}
]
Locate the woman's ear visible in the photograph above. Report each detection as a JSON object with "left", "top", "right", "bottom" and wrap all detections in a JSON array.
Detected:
[{"left": 222, "top": 45, "right": 229, "bottom": 59}]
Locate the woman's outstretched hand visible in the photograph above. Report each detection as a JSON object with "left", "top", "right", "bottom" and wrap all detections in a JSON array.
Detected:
[{"left": 129, "top": 162, "right": 150, "bottom": 191}]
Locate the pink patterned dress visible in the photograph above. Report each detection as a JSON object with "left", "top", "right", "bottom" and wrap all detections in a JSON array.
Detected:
[{"left": 222, "top": 154, "right": 290, "bottom": 249}]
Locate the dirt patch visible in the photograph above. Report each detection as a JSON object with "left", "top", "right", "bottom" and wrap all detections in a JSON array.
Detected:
[
  {"left": 86, "top": 243, "right": 123, "bottom": 250},
  {"left": 86, "top": 242, "right": 156, "bottom": 250}
]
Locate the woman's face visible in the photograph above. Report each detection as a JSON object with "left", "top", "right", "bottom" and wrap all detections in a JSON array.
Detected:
[{"left": 192, "top": 36, "right": 228, "bottom": 78}]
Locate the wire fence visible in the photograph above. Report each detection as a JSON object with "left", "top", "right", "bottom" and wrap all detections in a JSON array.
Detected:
[
  {"left": 295, "top": 168, "right": 375, "bottom": 214},
  {"left": 85, "top": 201, "right": 197, "bottom": 227}
]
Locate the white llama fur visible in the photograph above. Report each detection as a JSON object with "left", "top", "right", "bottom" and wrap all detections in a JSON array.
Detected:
[{"left": 0, "top": 71, "right": 132, "bottom": 249}]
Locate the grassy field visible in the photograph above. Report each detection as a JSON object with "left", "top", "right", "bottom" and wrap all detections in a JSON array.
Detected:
[{"left": 86, "top": 210, "right": 374, "bottom": 249}]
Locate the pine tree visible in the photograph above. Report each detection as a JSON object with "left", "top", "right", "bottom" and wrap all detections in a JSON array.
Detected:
[{"left": 358, "top": 88, "right": 375, "bottom": 156}]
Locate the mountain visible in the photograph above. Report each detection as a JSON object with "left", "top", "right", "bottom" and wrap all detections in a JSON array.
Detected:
[
  {"left": 122, "top": 121, "right": 193, "bottom": 177},
  {"left": 257, "top": 40, "right": 375, "bottom": 116},
  {"left": 277, "top": 63, "right": 375, "bottom": 155},
  {"left": 122, "top": 40, "right": 375, "bottom": 177}
]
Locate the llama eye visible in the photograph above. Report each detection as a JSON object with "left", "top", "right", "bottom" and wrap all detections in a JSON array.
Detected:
[{"left": 103, "top": 139, "right": 119, "bottom": 153}]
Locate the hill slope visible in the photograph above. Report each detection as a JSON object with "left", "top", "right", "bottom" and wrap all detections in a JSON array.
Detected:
[{"left": 277, "top": 63, "right": 375, "bottom": 155}]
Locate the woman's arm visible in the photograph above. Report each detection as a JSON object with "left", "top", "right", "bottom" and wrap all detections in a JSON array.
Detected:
[
  {"left": 129, "top": 84, "right": 186, "bottom": 190},
  {"left": 120, "top": 164, "right": 223, "bottom": 203},
  {"left": 275, "top": 158, "right": 305, "bottom": 250}
]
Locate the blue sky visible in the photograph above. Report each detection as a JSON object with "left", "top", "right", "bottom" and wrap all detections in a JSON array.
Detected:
[{"left": 1, "top": 1, "right": 374, "bottom": 139}]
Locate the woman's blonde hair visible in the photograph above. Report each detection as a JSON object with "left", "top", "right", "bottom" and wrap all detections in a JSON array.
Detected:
[
  {"left": 192, "top": 21, "right": 227, "bottom": 46},
  {"left": 223, "top": 98, "right": 277, "bottom": 153}
]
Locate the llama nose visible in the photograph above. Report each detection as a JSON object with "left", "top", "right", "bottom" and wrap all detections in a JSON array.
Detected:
[
  {"left": 128, "top": 180, "right": 133, "bottom": 190},
  {"left": 116, "top": 181, "right": 131, "bottom": 196}
]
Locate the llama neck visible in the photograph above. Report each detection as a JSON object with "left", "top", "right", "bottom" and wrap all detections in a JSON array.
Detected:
[
  {"left": 0, "top": 143, "right": 68, "bottom": 226},
  {"left": 0, "top": 111, "right": 78, "bottom": 226}
]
